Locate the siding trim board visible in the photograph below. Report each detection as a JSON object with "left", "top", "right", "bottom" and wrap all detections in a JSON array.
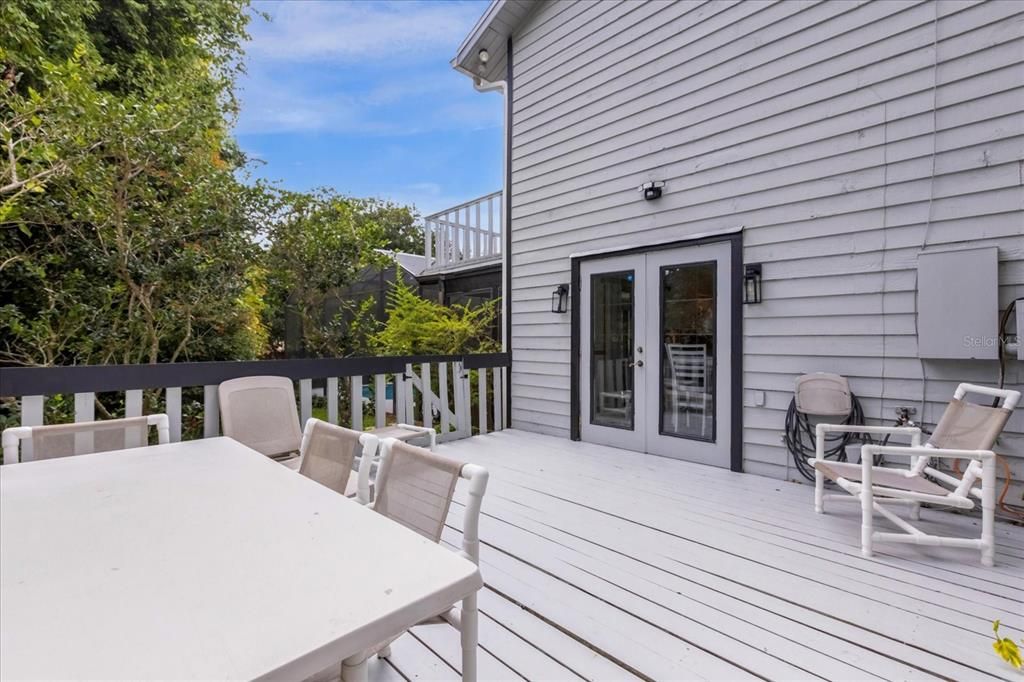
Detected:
[
  {"left": 568, "top": 231, "right": 744, "bottom": 474},
  {"left": 505, "top": 34, "right": 514, "bottom": 427}
]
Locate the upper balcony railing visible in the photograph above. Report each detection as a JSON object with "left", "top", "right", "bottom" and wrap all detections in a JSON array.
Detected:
[
  {"left": 423, "top": 190, "right": 502, "bottom": 272},
  {"left": 0, "top": 353, "right": 509, "bottom": 464}
]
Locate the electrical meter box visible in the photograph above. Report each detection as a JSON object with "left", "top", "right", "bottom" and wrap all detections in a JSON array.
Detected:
[{"left": 917, "top": 245, "right": 998, "bottom": 360}]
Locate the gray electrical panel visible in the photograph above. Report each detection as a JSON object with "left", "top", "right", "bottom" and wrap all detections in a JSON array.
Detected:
[{"left": 917, "top": 245, "right": 998, "bottom": 360}]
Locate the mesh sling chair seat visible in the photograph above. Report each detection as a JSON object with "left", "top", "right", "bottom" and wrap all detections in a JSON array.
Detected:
[
  {"left": 296, "top": 419, "right": 379, "bottom": 498},
  {"left": 337, "top": 438, "right": 488, "bottom": 682},
  {"left": 2, "top": 414, "right": 171, "bottom": 464},
  {"left": 218, "top": 376, "right": 303, "bottom": 465},
  {"left": 810, "top": 382, "right": 1019, "bottom": 566}
]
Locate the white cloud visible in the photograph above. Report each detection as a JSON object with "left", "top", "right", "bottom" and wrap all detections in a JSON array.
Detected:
[
  {"left": 247, "top": 0, "right": 485, "bottom": 63},
  {"left": 235, "top": 0, "right": 497, "bottom": 136}
]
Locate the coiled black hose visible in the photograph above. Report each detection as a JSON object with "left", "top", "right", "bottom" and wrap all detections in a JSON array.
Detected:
[{"left": 785, "top": 392, "right": 871, "bottom": 481}]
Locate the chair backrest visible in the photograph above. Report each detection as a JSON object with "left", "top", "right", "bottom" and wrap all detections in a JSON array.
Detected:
[
  {"left": 928, "top": 392, "right": 1016, "bottom": 452},
  {"left": 218, "top": 376, "right": 302, "bottom": 457},
  {"left": 919, "top": 383, "right": 1019, "bottom": 492},
  {"left": 665, "top": 343, "right": 706, "bottom": 388},
  {"left": 2, "top": 414, "right": 170, "bottom": 464},
  {"left": 298, "top": 419, "right": 375, "bottom": 495},
  {"left": 374, "top": 438, "right": 489, "bottom": 564},
  {"left": 373, "top": 439, "right": 465, "bottom": 543}
]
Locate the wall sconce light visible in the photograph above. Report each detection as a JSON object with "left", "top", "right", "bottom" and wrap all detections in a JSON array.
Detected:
[
  {"left": 551, "top": 284, "right": 570, "bottom": 313},
  {"left": 743, "top": 264, "right": 762, "bottom": 304},
  {"left": 639, "top": 181, "right": 665, "bottom": 201}
]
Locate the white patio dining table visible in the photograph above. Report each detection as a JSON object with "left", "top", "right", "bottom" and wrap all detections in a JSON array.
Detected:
[{"left": 0, "top": 437, "right": 482, "bottom": 681}]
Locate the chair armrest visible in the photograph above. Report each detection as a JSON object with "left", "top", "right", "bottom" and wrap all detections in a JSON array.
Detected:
[
  {"left": 396, "top": 423, "right": 434, "bottom": 434},
  {"left": 814, "top": 424, "right": 921, "bottom": 460},
  {"left": 861, "top": 444, "right": 995, "bottom": 461}
]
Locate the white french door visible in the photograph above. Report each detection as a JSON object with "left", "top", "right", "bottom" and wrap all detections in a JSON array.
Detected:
[{"left": 579, "top": 241, "right": 733, "bottom": 467}]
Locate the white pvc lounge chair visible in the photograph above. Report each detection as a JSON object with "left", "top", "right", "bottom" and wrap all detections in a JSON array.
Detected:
[
  {"left": 341, "top": 438, "right": 488, "bottom": 681},
  {"left": 296, "top": 418, "right": 379, "bottom": 499},
  {"left": 218, "top": 376, "right": 302, "bottom": 465},
  {"left": 2, "top": 414, "right": 170, "bottom": 464},
  {"left": 811, "top": 383, "right": 1020, "bottom": 566}
]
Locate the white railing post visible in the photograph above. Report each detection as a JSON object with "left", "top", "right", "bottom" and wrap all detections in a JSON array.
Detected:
[
  {"left": 439, "top": 362, "right": 450, "bottom": 440},
  {"left": 165, "top": 387, "right": 182, "bottom": 442},
  {"left": 493, "top": 368, "right": 503, "bottom": 431},
  {"left": 350, "top": 375, "right": 362, "bottom": 430},
  {"left": 299, "top": 379, "right": 312, "bottom": 427},
  {"left": 477, "top": 369, "right": 488, "bottom": 435},
  {"left": 19, "top": 395, "right": 44, "bottom": 462},
  {"left": 421, "top": 362, "right": 433, "bottom": 431},
  {"left": 74, "top": 392, "right": 95, "bottom": 454},
  {"left": 327, "top": 377, "right": 339, "bottom": 424},
  {"left": 203, "top": 385, "right": 220, "bottom": 438},
  {"left": 404, "top": 364, "right": 415, "bottom": 427},
  {"left": 374, "top": 374, "right": 387, "bottom": 429}
]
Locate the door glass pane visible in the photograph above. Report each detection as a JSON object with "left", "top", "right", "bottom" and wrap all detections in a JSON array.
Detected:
[
  {"left": 590, "top": 271, "right": 634, "bottom": 430},
  {"left": 660, "top": 262, "right": 715, "bottom": 441}
]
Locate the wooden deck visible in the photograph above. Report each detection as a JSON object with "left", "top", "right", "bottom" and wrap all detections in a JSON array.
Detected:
[{"left": 376, "top": 430, "right": 1024, "bottom": 681}]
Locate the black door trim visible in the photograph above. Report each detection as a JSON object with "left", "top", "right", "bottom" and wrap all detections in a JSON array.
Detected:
[{"left": 569, "top": 231, "right": 744, "bottom": 473}]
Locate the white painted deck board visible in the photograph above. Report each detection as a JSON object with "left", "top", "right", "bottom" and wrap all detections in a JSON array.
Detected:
[{"left": 378, "top": 431, "right": 1024, "bottom": 682}]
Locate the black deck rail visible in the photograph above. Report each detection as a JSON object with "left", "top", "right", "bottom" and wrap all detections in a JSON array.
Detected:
[{"left": 0, "top": 352, "right": 510, "bottom": 397}]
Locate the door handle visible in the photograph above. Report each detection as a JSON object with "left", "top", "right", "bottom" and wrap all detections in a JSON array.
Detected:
[{"left": 629, "top": 360, "right": 644, "bottom": 368}]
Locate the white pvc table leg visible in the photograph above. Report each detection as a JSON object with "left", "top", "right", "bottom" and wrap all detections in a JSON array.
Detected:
[{"left": 341, "top": 655, "right": 368, "bottom": 682}]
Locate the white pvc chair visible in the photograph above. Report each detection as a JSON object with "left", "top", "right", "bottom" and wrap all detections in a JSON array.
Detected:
[
  {"left": 296, "top": 418, "right": 379, "bottom": 499},
  {"left": 341, "top": 438, "right": 488, "bottom": 681},
  {"left": 665, "top": 343, "right": 709, "bottom": 436},
  {"left": 811, "top": 383, "right": 1019, "bottom": 566},
  {"left": 2, "top": 414, "right": 170, "bottom": 464},
  {"left": 218, "top": 376, "right": 302, "bottom": 464}
]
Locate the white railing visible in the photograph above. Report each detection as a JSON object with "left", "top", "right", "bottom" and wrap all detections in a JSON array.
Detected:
[
  {"left": 0, "top": 353, "right": 509, "bottom": 463},
  {"left": 423, "top": 190, "right": 502, "bottom": 271}
]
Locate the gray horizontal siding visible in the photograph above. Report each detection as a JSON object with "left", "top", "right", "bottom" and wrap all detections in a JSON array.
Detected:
[{"left": 505, "top": 0, "right": 1024, "bottom": 497}]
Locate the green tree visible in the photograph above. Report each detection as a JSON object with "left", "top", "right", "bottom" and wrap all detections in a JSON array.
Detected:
[
  {"left": 370, "top": 276, "right": 499, "bottom": 355},
  {"left": 263, "top": 189, "right": 389, "bottom": 358},
  {"left": 0, "top": 0, "right": 270, "bottom": 366},
  {"left": 353, "top": 198, "right": 422, "bottom": 255}
]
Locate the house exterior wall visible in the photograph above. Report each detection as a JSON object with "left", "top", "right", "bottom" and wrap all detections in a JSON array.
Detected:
[{"left": 506, "top": 0, "right": 1024, "bottom": 490}]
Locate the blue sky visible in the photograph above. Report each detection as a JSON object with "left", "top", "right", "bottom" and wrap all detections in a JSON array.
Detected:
[{"left": 235, "top": 0, "right": 502, "bottom": 217}]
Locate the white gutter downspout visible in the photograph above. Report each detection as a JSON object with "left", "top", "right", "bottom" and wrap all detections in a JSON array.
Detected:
[{"left": 474, "top": 76, "right": 510, "bottom": 354}]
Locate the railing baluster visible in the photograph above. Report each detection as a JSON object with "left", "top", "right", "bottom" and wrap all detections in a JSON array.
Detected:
[
  {"left": 350, "top": 375, "right": 362, "bottom": 430},
  {"left": 424, "top": 219, "right": 433, "bottom": 267},
  {"left": 474, "top": 202, "right": 481, "bottom": 259},
  {"left": 327, "top": 377, "right": 338, "bottom": 424},
  {"left": 73, "top": 392, "right": 95, "bottom": 455},
  {"left": 299, "top": 379, "right": 312, "bottom": 427},
  {"left": 477, "top": 369, "right": 488, "bottom": 435},
  {"left": 374, "top": 374, "right": 386, "bottom": 429},
  {"left": 404, "top": 364, "right": 415, "bottom": 426},
  {"left": 125, "top": 389, "right": 143, "bottom": 418},
  {"left": 394, "top": 372, "right": 404, "bottom": 423},
  {"left": 438, "top": 362, "right": 450, "bottom": 440},
  {"left": 420, "top": 362, "right": 433, "bottom": 431},
  {"left": 124, "top": 389, "right": 144, "bottom": 448},
  {"left": 15, "top": 395, "right": 44, "bottom": 463},
  {"left": 203, "top": 385, "right": 220, "bottom": 438},
  {"left": 165, "top": 387, "right": 182, "bottom": 442},
  {"left": 493, "top": 368, "right": 503, "bottom": 431},
  {"left": 452, "top": 362, "right": 465, "bottom": 437}
]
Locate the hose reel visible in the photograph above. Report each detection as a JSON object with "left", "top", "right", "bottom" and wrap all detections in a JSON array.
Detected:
[{"left": 785, "top": 373, "right": 868, "bottom": 481}]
